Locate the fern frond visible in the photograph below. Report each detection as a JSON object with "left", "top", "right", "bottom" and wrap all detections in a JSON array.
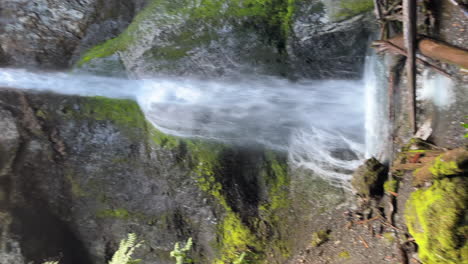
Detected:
[
  {"left": 182, "top": 238, "right": 193, "bottom": 251},
  {"left": 170, "top": 238, "right": 193, "bottom": 264},
  {"left": 108, "top": 233, "right": 143, "bottom": 264}
]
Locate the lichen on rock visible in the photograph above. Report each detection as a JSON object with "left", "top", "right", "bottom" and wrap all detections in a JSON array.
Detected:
[{"left": 405, "top": 177, "right": 468, "bottom": 264}]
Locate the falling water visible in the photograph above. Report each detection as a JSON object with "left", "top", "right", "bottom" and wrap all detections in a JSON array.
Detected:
[
  {"left": 0, "top": 63, "right": 383, "bottom": 187},
  {"left": 363, "top": 53, "right": 389, "bottom": 162}
]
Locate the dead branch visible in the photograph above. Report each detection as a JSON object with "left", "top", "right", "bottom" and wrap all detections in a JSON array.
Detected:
[{"left": 359, "top": 235, "right": 370, "bottom": 248}]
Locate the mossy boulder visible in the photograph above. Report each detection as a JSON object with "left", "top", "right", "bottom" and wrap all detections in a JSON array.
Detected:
[
  {"left": 405, "top": 177, "right": 468, "bottom": 264},
  {"left": 351, "top": 158, "right": 388, "bottom": 197},
  {"left": 413, "top": 148, "right": 468, "bottom": 185}
]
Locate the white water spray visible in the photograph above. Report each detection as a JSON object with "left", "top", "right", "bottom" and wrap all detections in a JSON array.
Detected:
[
  {"left": 363, "top": 53, "right": 389, "bottom": 162},
  {"left": 0, "top": 67, "right": 374, "bottom": 187}
]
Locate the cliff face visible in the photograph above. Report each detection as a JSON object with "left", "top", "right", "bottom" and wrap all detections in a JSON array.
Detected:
[
  {"left": 0, "top": 0, "right": 375, "bottom": 78},
  {"left": 0, "top": 0, "right": 146, "bottom": 68},
  {"left": 74, "top": 0, "right": 375, "bottom": 79},
  {"left": 0, "top": 89, "right": 347, "bottom": 264}
]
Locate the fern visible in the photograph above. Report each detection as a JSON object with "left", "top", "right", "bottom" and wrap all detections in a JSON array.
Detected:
[
  {"left": 109, "top": 233, "right": 143, "bottom": 264},
  {"left": 170, "top": 237, "right": 193, "bottom": 264},
  {"left": 233, "top": 252, "right": 246, "bottom": 264},
  {"left": 43, "top": 234, "right": 143, "bottom": 264}
]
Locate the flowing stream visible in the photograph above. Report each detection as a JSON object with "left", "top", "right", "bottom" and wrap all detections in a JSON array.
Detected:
[{"left": 0, "top": 56, "right": 385, "bottom": 188}]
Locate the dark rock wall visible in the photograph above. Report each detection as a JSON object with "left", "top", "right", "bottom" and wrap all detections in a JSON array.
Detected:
[
  {"left": 0, "top": 89, "right": 346, "bottom": 264},
  {"left": 0, "top": 0, "right": 145, "bottom": 68}
]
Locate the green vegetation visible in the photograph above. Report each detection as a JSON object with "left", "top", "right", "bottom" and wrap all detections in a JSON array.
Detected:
[
  {"left": 462, "top": 117, "right": 468, "bottom": 138},
  {"left": 109, "top": 233, "right": 143, "bottom": 264},
  {"left": 170, "top": 238, "right": 193, "bottom": 264},
  {"left": 77, "top": 0, "right": 296, "bottom": 66},
  {"left": 351, "top": 157, "right": 386, "bottom": 197},
  {"left": 338, "top": 251, "right": 350, "bottom": 259},
  {"left": 44, "top": 233, "right": 142, "bottom": 264},
  {"left": 216, "top": 211, "right": 261, "bottom": 263},
  {"left": 68, "top": 96, "right": 291, "bottom": 263},
  {"left": 96, "top": 208, "right": 133, "bottom": 219},
  {"left": 429, "top": 156, "right": 462, "bottom": 178},
  {"left": 66, "top": 172, "right": 87, "bottom": 197},
  {"left": 383, "top": 179, "right": 398, "bottom": 193},
  {"left": 335, "top": 0, "right": 374, "bottom": 20},
  {"left": 382, "top": 232, "right": 395, "bottom": 243},
  {"left": 405, "top": 177, "right": 468, "bottom": 264},
  {"left": 81, "top": 96, "right": 146, "bottom": 129},
  {"left": 310, "top": 230, "right": 329, "bottom": 247},
  {"left": 147, "top": 121, "right": 180, "bottom": 149}
]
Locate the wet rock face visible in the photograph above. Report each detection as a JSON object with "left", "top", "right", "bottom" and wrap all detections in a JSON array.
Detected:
[
  {"left": 0, "top": 0, "right": 374, "bottom": 78},
  {"left": 0, "top": 0, "right": 144, "bottom": 68},
  {"left": 75, "top": 0, "right": 375, "bottom": 79},
  {"left": 289, "top": 10, "right": 374, "bottom": 79},
  {"left": 0, "top": 89, "right": 347, "bottom": 264},
  {"left": 0, "top": 90, "right": 214, "bottom": 264}
]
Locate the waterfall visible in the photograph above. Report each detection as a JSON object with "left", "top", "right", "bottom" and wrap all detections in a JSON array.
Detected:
[
  {"left": 0, "top": 67, "right": 373, "bottom": 187},
  {"left": 363, "top": 52, "right": 389, "bottom": 162}
]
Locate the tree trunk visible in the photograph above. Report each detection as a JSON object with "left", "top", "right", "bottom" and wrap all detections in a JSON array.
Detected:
[
  {"left": 388, "top": 35, "right": 468, "bottom": 69},
  {"left": 403, "top": 0, "right": 417, "bottom": 134}
]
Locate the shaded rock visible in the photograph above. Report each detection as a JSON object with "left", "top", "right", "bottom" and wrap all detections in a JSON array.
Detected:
[
  {"left": 0, "top": 89, "right": 346, "bottom": 264},
  {"left": 0, "top": 0, "right": 144, "bottom": 68},
  {"left": 351, "top": 158, "right": 387, "bottom": 197}
]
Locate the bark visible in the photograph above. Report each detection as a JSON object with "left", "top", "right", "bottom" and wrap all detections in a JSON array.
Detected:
[
  {"left": 403, "top": 0, "right": 417, "bottom": 134},
  {"left": 371, "top": 39, "right": 453, "bottom": 78},
  {"left": 388, "top": 35, "right": 468, "bottom": 69}
]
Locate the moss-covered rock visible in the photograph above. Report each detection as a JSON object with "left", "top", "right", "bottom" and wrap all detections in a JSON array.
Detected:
[
  {"left": 351, "top": 158, "right": 387, "bottom": 197},
  {"left": 405, "top": 177, "right": 468, "bottom": 264},
  {"left": 413, "top": 148, "right": 468, "bottom": 185},
  {"left": 76, "top": 0, "right": 295, "bottom": 76},
  {"left": 383, "top": 179, "right": 398, "bottom": 194}
]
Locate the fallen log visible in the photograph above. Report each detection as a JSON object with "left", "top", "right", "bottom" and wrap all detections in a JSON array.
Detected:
[
  {"left": 371, "top": 40, "right": 453, "bottom": 78},
  {"left": 387, "top": 35, "right": 468, "bottom": 69}
]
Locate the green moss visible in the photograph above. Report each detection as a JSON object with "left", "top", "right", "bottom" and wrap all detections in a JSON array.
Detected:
[
  {"left": 351, "top": 157, "right": 386, "bottom": 197},
  {"left": 81, "top": 96, "right": 146, "bottom": 129},
  {"left": 97, "top": 208, "right": 132, "bottom": 219},
  {"left": 77, "top": 0, "right": 296, "bottom": 66},
  {"left": 338, "top": 251, "right": 350, "bottom": 259},
  {"left": 407, "top": 149, "right": 428, "bottom": 153},
  {"left": 382, "top": 232, "right": 395, "bottom": 243},
  {"left": 335, "top": 0, "right": 374, "bottom": 20},
  {"left": 147, "top": 121, "right": 181, "bottom": 149},
  {"left": 66, "top": 173, "right": 87, "bottom": 197},
  {"left": 216, "top": 210, "right": 261, "bottom": 263},
  {"left": 405, "top": 177, "right": 468, "bottom": 264},
  {"left": 35, "top": 109, "right": 48, "bottom": 120},
  {"left": 429, "top": 156, "right": 461, "bottom": 178},
  {"left": 76, "top": 0, "right": 174, "bottom": 65},
  {"left": 384, "top": 179, "right": 398, "bottom": 193},
  {"left": 263, "top": 151, "right": 290, "bottom": 210},
  {"left": 311, "top": 230, "right": 329, "bottom": 247}
]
